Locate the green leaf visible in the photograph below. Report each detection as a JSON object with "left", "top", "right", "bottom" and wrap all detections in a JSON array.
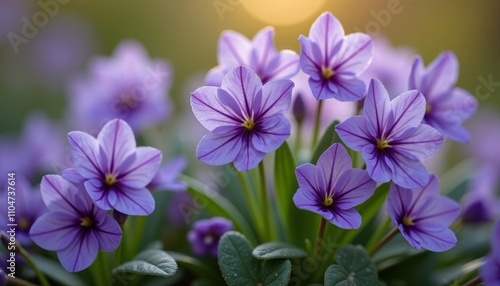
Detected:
[
  {"left": 183, "top": 175, "right": 258, "bottom": 244},
  {"left": 112, "top": 249, "right": 178, "bottom": 278},
  {"left": 324, "top": 245, "right": 377, "bottom": 286},
  {"left": 218, "top": 231, "right": 292, "bottom": 286},
  {"left": 168, "top": 251, "right": 223, "bottom": 283},
  {"left": 32, "top": 255, "right": 86, "bottom": 286},
  {"left": 310, "top": 120, "right": 341, "bottom": 164},
  {"left": 274, "top": 142, "right": 298, "bottom": 227},
  {"left": 252, "top": 242, "right": 308, "bottom": 260}
]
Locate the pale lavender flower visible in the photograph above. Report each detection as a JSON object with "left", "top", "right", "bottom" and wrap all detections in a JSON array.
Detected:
[
  {"left": 191, "top": 66, "right": 293, "bottom": 171},
  {"left": 67, "top": 119, "right": 162, "bottom": 215},
  {"left": 68, "top": 40, "right": 172, "bottom": 133},
  {"left": 409, "top": 52, "right": 477, "bottom": 142},
  {"left": 461, "top": 165, "right": 500, "bottom": 224},
  {"left": 0, "top": 176, "right": 46, "bottom": 245},
  {"left": 206, "top": 27, "right": 299, "bottom": 86},
  {"left": 466, "top": 109, "right": 500, "bottom": 170},
  {"left": 299, "top": 12, "right": 373, "bottom": 101},
  {"left": 293, "top": 144, "right": 376, "bottom": 229},
  {"left": 481, "top": 219, "right": 500, "bottom": 285},
  {"left": 187, "top": 217, "right": 233, "bottom": 257},
  {"left": 360, "top": 36, "right": 414, "bottom": 97},
  {"left": 336, "top": 79, "right": 443, "bottom": 189},
  {"left": 30, "top": 175, "right": 122, "bottom": 272},
  {"left": 148, "top": 157, "right": 187, "bottom": 192},
  {"left": 387, "top": 175, "right": 461, "bottom": 252}
]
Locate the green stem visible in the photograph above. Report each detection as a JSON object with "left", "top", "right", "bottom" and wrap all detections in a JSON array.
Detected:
[
  {"left": 7, "top": 277, "right": 38, "bottom": 286},
  {"left": 369, "top": 227, "right": 399, "bottom": 256},
  {"left": 130, "top": 216, "right": 147, "bottom": 258},
  {"left": 312, "top": 100, "right": 324, "bottom": 149},
  {"left": 236, "top": 170, "right": 265, "bottom": 241},
  {"left": 314, "top": 217, "right": 328, "bottom": 257},
  {"left": 258, "top": 161, "right": 271, "bottom": 242},
  {"left": 365, "top": 217, "right": 392, "bottom": 250},
  {"left": 18, "top": 244, "right": 50, "bottom": 286}
]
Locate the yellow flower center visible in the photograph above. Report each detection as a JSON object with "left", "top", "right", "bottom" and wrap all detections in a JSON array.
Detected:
[
  {"left": 19, "top": 218, "right": 30, "bottom": 231},
  {"left": 323, "top": 197, "right": 334, "bottom": 207},
  {"left": 80, "top": 216, "right": 93, "bottom": 227},
  {"left": 402, "top": 216, "right": 414, "bottom": 227},
  {"left": 120, "top": 93, "right": 138, "bottom": 109},
  {"left": 105, "top": 174, "right": 117, "bottom": 186},
  {"left": 425, "top": 104, "right": 432, "bottom": 114},
  {"left": 321, "top": 67, "right": 335, "bottom": 80},
  {"left": 242, "top": 119, "right": 255, "bottom": 131},
  {"left": 377, "top": 139, "right": 391, "bottom": 150}
]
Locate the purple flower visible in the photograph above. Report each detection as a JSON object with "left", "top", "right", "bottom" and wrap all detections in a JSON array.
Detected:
[
  {"left": 206, "top": 27, "right": 299, "bottom": 86},
  {"left": 336, "top": 79, "right": 443, "bottom": 189},
  {"left": 481, "top": 219, "right": 500, "bottom": 285},
  {"left": 68, "top": 40, "right": 172, "bottom": 133},
  {"left": 187, "top": 217, "right": 233, "bottom": 257},
  {"left": 386, "top": 175, "right": 461, "bottom": 252},
  {"left": 67, "top": 119, "right": 162, "bottom": 215},
  {"left": 292, "top": 144, "right": 376, "bottom": 229},
  {"left": 30, "top": 175, "right": 122, "bottom": 272},
  {"left": 148, "top": 157, "right": 187, "bottom": 192},
  {"left": 299, "top": 12, "right": 373, "bottom": 101},
  {"left": 0, "top": 176, "right": 46, "bottom": 245},
  {"left": 409, "top": 52, "right": 477, "bottom": 142},
  {"left": 191, "top": 66, "right": 293, "bottom": 171}
]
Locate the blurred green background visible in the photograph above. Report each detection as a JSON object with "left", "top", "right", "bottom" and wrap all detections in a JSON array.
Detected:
[{"left": 1, "top": 0, "right": 499, "bottom": 134}]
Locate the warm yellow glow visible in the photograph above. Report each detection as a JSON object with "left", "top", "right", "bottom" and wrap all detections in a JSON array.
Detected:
[{"left": 241, "top": 0, "right": 327, "bottom": 26}]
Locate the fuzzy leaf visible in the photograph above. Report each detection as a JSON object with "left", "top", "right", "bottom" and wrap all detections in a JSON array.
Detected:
[
  {"left": 218, "top": 231, "right": 292, "bottom": 286},
  {"left": 324, "top": 245, "right": 377, "bottom": 286},
  {"left": 253, "top": 242, "right": 308, "bottom": 260},
  {"left": 112, "top": 249, "right": 178, "bottom": 278}
]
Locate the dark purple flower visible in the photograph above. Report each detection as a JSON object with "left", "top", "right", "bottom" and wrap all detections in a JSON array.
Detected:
[
  {"left": 68, "top": 40, "right": 172, "bottom": 133},
  {"left": 67, "top": 119, "right": 162, "bottom": 215},
  {"left": 360, "top": 36, "right": 414, "bottom": 97},
  {"left": 0, "top": 176, "right": 46, "bottom": 245},
  {"left": 336, "top": 79, "right": 443, "bottom": 189},
  {"left": 206, "top": 27, "right": 299, "bottom": 86},
  {"left": 387, "top": 175, "right": 461, "bottom": 252},
  {"left": 148, "top": 157, "right": 187, "bottom": 192},
  {"left": 191, "top": 66, "right": 293, "bottom": 171},
  {"left": 461, "top": 165, "right": 500, "bottom": 224},
  {"left": 481, "top": 219, "right": 500, "bottom": 285},
  {"left": 187, "top": 217, "right": 233, "bottom": 257},
  {"left": 409, "top": 52, "right": 477, "bottom": 142},
  {"left": 293, "top": 144, "right": 376, "bottom": 229},
  {"left": 299, "top": 12, "right": 373, "bottom": 101},
  {"left": 30, "top": 175, "right": 122, "bottom": 272}
]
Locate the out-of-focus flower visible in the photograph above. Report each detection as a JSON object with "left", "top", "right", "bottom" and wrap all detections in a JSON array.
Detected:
[
  {"left": 293, "top": 144, "right": 376, "bottom": 229},
  {"left": 67, "top": 119, "right": 162, "bottom": 215},
  {"left": 466, "top": 109, "right": 500, "bottom": 170},
  {"left": 0, "top": 113, "right": 66, "bottom": 179},
  {"left": 386, "top": 175, "right": 461, "bottom": 252},
  {"left": 461, "top": 165, "right": 500, "bottom": 224},
  {"left": 148, "top": 157, "right": 187, "bottom": 192},
  {"left": 30, "top": 175, "right": 122, "bottom": 272},
  {"left": 0, "top": 0, "right": 33, "bottom": 44},
  {"left": 68, "top": 40, "right": 172, "bottom": 133},
  {"left": 187, "top": 217, "right": 233, "bottom": 257},
  {"left": 336, "top": 79, "right": 443, "bottom": 189},
  {"left": 0, "top": 176, "right": 46, "bottom": 245},
  {"left": 480, "top": 219, "right": 500, "bottom": 285},
  {"left": 206, "top": 27, "right": 299, "bottom": 86},
  {"left": 360, "top": 36, "right": 414, "bottom": 97},
  {"left": 29, "top": 14, "right": 95, "bottom": 90},
  {"left": 409, "top": 52, "right": 477, "bottom": 142},
  {"left": 191, "top": 66, "right": 293, "bottom": 171},
  {"left": 299, "top": 12, "right": 373, "bottom": 101}
]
